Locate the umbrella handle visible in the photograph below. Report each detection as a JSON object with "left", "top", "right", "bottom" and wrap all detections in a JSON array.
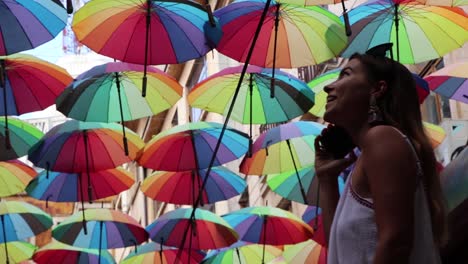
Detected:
[
  {"left": 205, "top": 4, "right": 216, "bottom": 27},
  {"left": 4, "top": 127, "right": 11, "bottom": 150},
  {"left": 123, "top": 137, "right": 129, "bottom": 156},
  {"left": 142, "top": 76, "right": 147, "bottom": 97},
  {"left": 342, "top": 12, "right": 352, "bottom": 37},
  {"left": 66, "top": 0, "right": 73, "bottom": 14}
]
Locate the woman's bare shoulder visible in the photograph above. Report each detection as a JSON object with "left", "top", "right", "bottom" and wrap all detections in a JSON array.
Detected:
[{"left": 363, "top": 125, "right": 409, "bottom": 151}]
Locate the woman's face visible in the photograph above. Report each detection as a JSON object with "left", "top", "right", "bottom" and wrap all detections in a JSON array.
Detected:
[{"left": 323, "top": 58, "right": 373, "bottom": 127}]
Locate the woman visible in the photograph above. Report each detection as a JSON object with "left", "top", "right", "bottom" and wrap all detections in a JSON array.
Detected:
[{"left": 315, "top": 44, "right": 446, "bottom": 263}]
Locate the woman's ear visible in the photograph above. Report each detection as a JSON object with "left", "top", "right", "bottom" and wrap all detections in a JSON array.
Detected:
[{"left": 371, "top": 80, "right": 388, "bottom": 99}]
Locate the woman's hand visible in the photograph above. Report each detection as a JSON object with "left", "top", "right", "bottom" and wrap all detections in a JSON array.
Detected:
[{"left": 314, "top": 128, "right": 357, "bottom": 181}]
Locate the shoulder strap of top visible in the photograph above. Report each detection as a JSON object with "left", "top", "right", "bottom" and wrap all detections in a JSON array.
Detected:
[{"left": 387, "top": 126, "right": 424, "bottom": 177}]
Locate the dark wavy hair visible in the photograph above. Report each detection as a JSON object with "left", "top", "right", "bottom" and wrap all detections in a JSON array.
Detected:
[{"left": 350, "top": 53, "right": 447, "bottom": 246}]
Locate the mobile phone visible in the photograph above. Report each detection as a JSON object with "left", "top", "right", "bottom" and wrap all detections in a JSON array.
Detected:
[{"left": 319, "top": 125, "right": 355, "bottom": 159}]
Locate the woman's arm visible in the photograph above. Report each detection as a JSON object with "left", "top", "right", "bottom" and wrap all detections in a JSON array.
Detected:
[
  {"left": 363, "top": 126, "right": 419, "bottom": 264},
  {"left": 314, "top": 136, "right": 356, "bottom": 245},
  {"left": 319, "top": 177, "right": 340, "bottom": 245}
]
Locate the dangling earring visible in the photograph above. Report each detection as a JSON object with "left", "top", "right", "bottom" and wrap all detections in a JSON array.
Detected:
[{"left": 368, "top": 96, "right": 383, "bottom": 125}]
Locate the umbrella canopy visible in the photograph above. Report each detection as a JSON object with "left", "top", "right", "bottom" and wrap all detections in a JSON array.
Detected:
[
  {"left": 146, "top": 208, "right": 239, "bottom": 250},
  {"left": 53, "top": 208, "right": 149, "bottom": 249},
  {"left": 202, "top": 241, "right": 283, "bottom": 264},
  {"left": 267, "top": 166, "right": 319, "bottom": 205},
  {"left": 277, "top": 0, "right": 346, "bottom": 4},
  {"left": 0, "top": 159, "right": 37, "bottom": 197},
  {"left": 423, "top": 121, "right": 446, "bottom": 148},
  {"left": 72, "top": 0, "right": 220, "bottom": 65},
  {"left": 56, "top": 62, "right": 183, "bottom": 121},
  {"left": 121, "top": 242, "right": 205, "bottom": 264},
  {"left": 33, "top": 241, "right": 115, "bottom": 264},
  {"left": 0, "top": 117, "right": 43, "bottom": 161},
  {"left": 340, "top": 0, "right": 468, "bottom": 64},
  {"left": 0, "top": 0, "right": 67, "bottom": 55},
  {"left": 0, "top": 241, "right": 37, "bottom": 264},
  {"left": 188, "top": 65, "right": 314, "bottom": 125},
  {"left": 282, "top": 239, "right": 327, "bottom": 264},
  {"left": 425, "top": 62, "right": 467, "bottom": 104},
  {"left": 223, "top": 206, "right": 314, "bottom": 246},
  {"left": 214, "top": 0, "right": 347, "bottom": 68},
  {"left": 141, "top": 166, "right": 246, "bottom": 206},
  {"left": 0, "top": 54, "right": 72, "bottom": 116},
  {"left": 138, "top": 122, "right": 249, "bottom": 171},
  {"left": 302, "top": 206, "right": 325, "bottom": 246},
  {"left": 415, "top": 0, "right": 468, "bottom": 6},
  {"left": 28, "top": 120, "right": 144, "bottom": 173},
  {"left": 26, "top": 167, "right": 135, "bottom": 203},
  {"left": 240, "top": 121, "right": 325, "bottom": 175},
  {"left": 0, "top": 201, "right": 53, "bottom": 243}
]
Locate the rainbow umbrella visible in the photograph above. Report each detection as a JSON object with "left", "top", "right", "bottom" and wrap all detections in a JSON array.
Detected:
[
  {"left": 138, "top": 122, "right": 249, "bottom": 171},
  {"left": 0, "top": 159, "right": 37, "bottom": 197},
  {"left": 340, "top": 0, "right": 468, "bottom": 64},
  {"left": 223, "top": 206, "right": 314, "bottom": 263},
  {"left": 72, "top": 0, "right": 221, "bottom": 96},
  {"left": 0, "top": 54, "right": 72, "bottom": 116},
  {"left": 240, "top": 121, "right": 325, "bottom": 204},
  {"left": 121, "top": 242, "right": 205, "bottom": 264},
  {"left": 53, "top": 208, "right": 148, "bottom": 264},
  {"left": 267, "top": 166, "right": 319, "bottom": 205},
  {"left": 240, "top": 121, "right": 324, "bottom": 174},
  {"left": 146, "top": 208, "right": 238, "bottom": 250},
  {"left": 0, "top": 201, "right": 53, "bottom": 243},
  {"left": 0, "top": 117, "right": 43, "bottom": 161},
  {"left": 188, "top": 65, "right": 314, "bottom": 150},
  {"left": 0, "top": 201, "right": 52, "bottom": 262},
  {"left": 425, "top": 62, "right": 468, "bottom": 104},
  {"left": 26, "top": 167, "right": 135, "bottom": 204},
  {"left": 282, "top": 239, "right": 327, "bottom": 264},
  {"left": 0, "top": 0, "right": 67, "bottom": 55},
  {"left": 0, "top": 241, "right": 37, "bottom": 264},
  {"left": 33, "top": 241, "right": 115, "bottom": 264},
  {"left": 415, "top": 0, "right": 468, "bottom": 6},
  {"left": 202, "top": 241, "right": 283, "bottom": 264},
  {"left": 28, "top": 120, "right": 144, "bottom": 173},
  {"left": 214, "top": 0, "right": 347, "bottom": 72},
  {"left": 141, "top": 166, "right": 246, "bottom": 206},
  {"left": 213, "top": 0, "right": 347, "bottom": 96},
  {"left": 308, "top": 69, "right": 430, "bottom": 118},
  {"left": 423, "top": 121, "right": 446, "bottom": 148},
  {"left": 302, "top": 206, "right": 325, "bottom": 246},
  {"left": 56, "top": 62, "right": 183, "bottom": 124}
]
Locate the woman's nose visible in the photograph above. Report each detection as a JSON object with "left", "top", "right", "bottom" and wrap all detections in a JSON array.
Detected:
[{"left": 324, "top": 84, "right": 333, "bottom": 94}]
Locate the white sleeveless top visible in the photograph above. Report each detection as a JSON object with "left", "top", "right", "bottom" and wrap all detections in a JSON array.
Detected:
[{"left": 328, "top": 134, "right": 441, "bottom": 264}]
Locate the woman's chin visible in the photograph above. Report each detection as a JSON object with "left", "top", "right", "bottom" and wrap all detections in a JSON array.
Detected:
[{"left": 323, "top": 110, "right": 335, "bottom": 124}]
